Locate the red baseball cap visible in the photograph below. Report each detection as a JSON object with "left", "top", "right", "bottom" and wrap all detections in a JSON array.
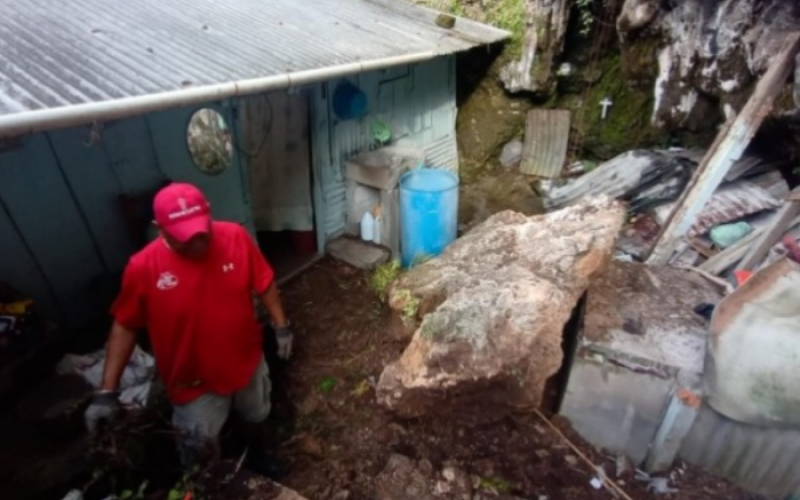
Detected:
[{"left": 153, "top": 183, "right": 211, "bottom": 242}]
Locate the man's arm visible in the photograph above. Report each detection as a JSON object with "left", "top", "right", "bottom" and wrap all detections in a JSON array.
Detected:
[
  {"left": 100, "top": 321, "right": 138, "bottom": 391},
  {"left": 259, "top": 281, "right": 287, "bottom": 328},
  {"left": 259, "top": 281, "right": 293, "bottom": 359},
  {"left": 85, "top": 321, "right": 137, "bottom": 433}
]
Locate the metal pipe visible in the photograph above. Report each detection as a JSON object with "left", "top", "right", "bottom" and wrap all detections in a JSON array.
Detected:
[{"left": 0, "top": 51, "right": 438, "bottom": 138}]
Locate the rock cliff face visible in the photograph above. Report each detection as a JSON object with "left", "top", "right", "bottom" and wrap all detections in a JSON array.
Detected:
[
  {"left": 618, "top": 0, "right": 800, "bottom": 130},
  {"left": 411, "top": 0, "right": 800, "bottom": 177}
]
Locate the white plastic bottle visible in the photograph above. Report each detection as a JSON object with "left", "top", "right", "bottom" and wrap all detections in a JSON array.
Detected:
[{"left": 360, "top": 211, "right": 375, "bottom": 242}]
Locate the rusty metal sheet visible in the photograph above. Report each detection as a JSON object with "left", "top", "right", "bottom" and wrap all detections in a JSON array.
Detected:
[
  {"left": 520, "top": 109, "right": 571, "bottom": 178},
  {"left": 654, "top": 180, "right": 781, "bottom": 237}
]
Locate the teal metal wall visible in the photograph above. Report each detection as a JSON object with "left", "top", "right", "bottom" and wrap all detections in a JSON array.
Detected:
[
  {"left": 0, "top": 100, "right": 250, "bottom": 328},
  {"left": 0, "top": 55, "right": 458, "bottom": 329},
  {"left": 310, "top": 56, "right": 458, "bottom": 241}
]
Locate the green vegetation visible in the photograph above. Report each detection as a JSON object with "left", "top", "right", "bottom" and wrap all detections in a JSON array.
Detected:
[
  {"left": 487, "top": 0, "right": 527, "bottom": 57},
  {"left": 449, "top": 0, "right": 465, "bottom": 17},
  {"left": 479, "top": 476, "right": 512, "bottom": 493},
  {"left": 574, "top": 0, "right": 594, "bottom": 37},
  {"left": 393, "top": 289, "right": 420, "bottom": 325},
  {"left": 552, "top": 54, "right": 664, "bottom": 160},
  {"left": 319, "top": 376, "right": 337, "bottom": 394},
  {"left": 368, "top": 259, "right": 402, "bottom": 301}
]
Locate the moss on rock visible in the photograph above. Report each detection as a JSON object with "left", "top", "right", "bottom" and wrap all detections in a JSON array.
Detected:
[
  {"left": 456, "top": 74, "right": 532, "bottom": 184},
  {"left": 553, "top": 54, "right": 667, "bottom": 160}
]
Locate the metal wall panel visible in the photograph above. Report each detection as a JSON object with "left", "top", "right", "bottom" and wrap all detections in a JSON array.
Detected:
[
  {"left": 319, "top": 56, "right": 458, "bottom": 240},
  {"left": 0, "top": 134, "right": 107, "bottom": 325},
  {"left": 146, "top": 101, "right": 253, "bottom": 231},
  {"left": 680, "top": 403, "right": 800, "bottom": 498},
  {"left": 0, "top": 103, "right": 253, "bottom": 327}
]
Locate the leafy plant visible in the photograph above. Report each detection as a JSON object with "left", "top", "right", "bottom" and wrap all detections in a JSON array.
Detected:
[
  {"left": 487, "top": 0, "right": 527, "bottom": 56},
  {"left": 575, "top": 0, "right": 594, "bottom": 37},
  {"left": 319, "top": 377, "right": 337, "bottom": 394},
  {"left": 479, "top": 476, "right": 512, "bottom": 493},
  {"left": 119, "top": 481, "right": 149, "bottom": 500},
  {"left": 449, "top": 0, "right": 465, "bottom": 16},
  {"left": 369, "top": 260, "right": 402, "bottom": 301}
]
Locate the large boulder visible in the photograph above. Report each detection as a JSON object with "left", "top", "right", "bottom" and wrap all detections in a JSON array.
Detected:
[{"left": 377, "top": 196, "right": 625, "bottom": 420}]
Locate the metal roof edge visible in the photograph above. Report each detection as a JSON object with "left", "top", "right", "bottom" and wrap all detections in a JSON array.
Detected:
[{"left": 0, "top": 51, "right": 445, "bottom": 139}]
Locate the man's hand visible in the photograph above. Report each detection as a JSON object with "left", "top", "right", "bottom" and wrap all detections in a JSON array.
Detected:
[
  {"left": 85, "top": 391, "right": 121, "bottom": 433},
  {"left": 274, "top": 324, "right": 293, "bottom": 360}
]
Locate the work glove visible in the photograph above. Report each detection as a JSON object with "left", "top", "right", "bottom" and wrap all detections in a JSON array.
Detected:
[
  {"left": 274, "top": 322, "right": 294, "bottom": 360},
  {"left": 84, "top": 390, "right": 121, "bottom": 434}
]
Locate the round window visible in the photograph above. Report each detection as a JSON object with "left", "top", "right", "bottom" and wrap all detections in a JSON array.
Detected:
[{"left": 186, "top": 108, "right": 233, "bottom": 175}]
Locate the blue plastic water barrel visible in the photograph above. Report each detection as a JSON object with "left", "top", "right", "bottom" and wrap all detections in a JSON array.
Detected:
[{"left": 400, "top": 168, "right": 459, "bottom": 268}]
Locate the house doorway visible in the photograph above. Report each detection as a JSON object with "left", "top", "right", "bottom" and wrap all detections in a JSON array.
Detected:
[{"left": 239, "top": 91, "right": 319, "bottom": 281}]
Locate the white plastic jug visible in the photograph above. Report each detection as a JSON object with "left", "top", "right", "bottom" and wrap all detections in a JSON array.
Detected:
[{"left": 360, "top": 211, "right": 375, "bottom": 242}]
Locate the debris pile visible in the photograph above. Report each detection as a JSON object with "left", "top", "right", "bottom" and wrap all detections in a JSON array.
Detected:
[
  {"left": 377, "top": 196, "right": 625, "bottom": 420},
  {"left": 540, "top": 147, "right": 794, "bottom": 277}
]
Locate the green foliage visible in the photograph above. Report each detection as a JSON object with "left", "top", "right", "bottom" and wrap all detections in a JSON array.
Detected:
[
  {"left": 319, "top": 376, "right": 337, "bottom": 394},
  {"left": 369, "top": 260, "right": 402, "bottom": 301},
  {"left": 449, "top": 0, "right": 465, "bottom": 17},
  {"left": 119, "top": 481, "right": 148, "bottom": 500},
  {"left": 487, "top": 0, "right": 527, "bottom": 57},
  {"left": 574, "top": 0, "right": 594, "bottom": 38},
  {"left": 392, "top": 289, "right": 420, "bottom": 326},
  {"left": 479, "top": 476, "right": 512, "bottom": 493}
]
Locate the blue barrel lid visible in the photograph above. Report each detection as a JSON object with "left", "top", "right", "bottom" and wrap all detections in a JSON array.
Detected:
[{"left": 400, "top": 168, "right": 459, "bottom": 193}]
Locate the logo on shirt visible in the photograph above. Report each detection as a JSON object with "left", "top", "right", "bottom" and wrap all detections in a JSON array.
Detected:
[
  {"left": 222, "top": 263, "right": 235, "bottom": 273},
  {"left": 156, "top": 272, "right": 179, "bottom": 290}
]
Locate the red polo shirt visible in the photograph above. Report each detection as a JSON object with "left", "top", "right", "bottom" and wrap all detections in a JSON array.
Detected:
[{"left": 111, "top": 221, "right": 274, "bottom": 405}]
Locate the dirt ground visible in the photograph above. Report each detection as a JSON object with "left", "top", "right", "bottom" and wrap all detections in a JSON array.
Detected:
[
  {"left": 270, "top": 259, "right": 759, "bottom": 500},
  {"left": 3, "top": 258, "right": 762, "bottom": 500}
]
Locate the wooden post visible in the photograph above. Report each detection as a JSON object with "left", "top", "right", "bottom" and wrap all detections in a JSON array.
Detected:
[
  {"left": 647, "top": 32, "right": 800, "bottom": 265},
  {"left": 738, "top": 188, "right": 800, "bottom": 270}
]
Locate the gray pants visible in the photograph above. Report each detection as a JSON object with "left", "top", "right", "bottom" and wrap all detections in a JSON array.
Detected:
[{"left": 172, "top": 357, "right": 271, "bottom": 464}]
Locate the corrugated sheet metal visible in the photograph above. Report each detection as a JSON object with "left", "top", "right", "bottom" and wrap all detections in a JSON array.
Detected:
[
  {"left": 680, "top": 403, "right": 800, "bottom": 498},
  {"left": 424, "top": 134, "right": 459, "bottom": 172},
  {"left": 653, "top": 180, "right": 781, "bottom": 237},
  {"left": 0, "top": 0, "right": 506, "bottom": 117},
  {"left": 320, "top": 56, "right": 458, "bottom": 238},
  {"left": 520, "top": 109, "right": 571, "bottom": 178},
  {"left": 0, "top": 100, "right": 254, "bottom": 327}
]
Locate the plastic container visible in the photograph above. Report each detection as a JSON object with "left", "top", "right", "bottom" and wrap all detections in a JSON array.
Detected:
[
  {"left": 332, "top": 81, "right": 368, "bottom": 121},
  {"left": 360, "top": 211, "right": 375, "bottom": 242},
  {"left": 399, "top": 168, "right": 459, "bottom": 268}
]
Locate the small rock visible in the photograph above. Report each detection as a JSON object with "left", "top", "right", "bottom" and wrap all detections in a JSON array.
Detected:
[
  {"left": 327, "top": 237, "right": 390, "bottom": 271},
  {"left": 535, "top": 449, "right": 549, "bottom": 459},
  {"left": 298, "top": 394, "right": 321, "bottom": 416},
  {"left": 296, "top": 434, "right": 324, "bottom": 459},
  {"left": 442, "top": 467, "right": 457, "bottom": 482},
  {"left": 564, "top": 455, "right": 579, "bottom": 467},
  {"left": 435, "top": 13, "right": 456, "bottom": 29},
  {"left": 499, "top": 139, "right": 523, "bottom": 169},
  {"left": 434, "top": 481, "right": 452, "bottom": 495},
  {"left": 332, "top": 491, "right": 350, "bottom": 500}
]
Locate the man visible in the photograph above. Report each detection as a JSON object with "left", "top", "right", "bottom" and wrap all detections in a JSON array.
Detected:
[{"left": 85, "top": 182, "right": 292, "bottom": 475}]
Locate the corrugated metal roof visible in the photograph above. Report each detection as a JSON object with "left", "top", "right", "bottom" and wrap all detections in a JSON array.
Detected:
[{"left": 0, "top": 0, "right": 507, "bottom": 117}]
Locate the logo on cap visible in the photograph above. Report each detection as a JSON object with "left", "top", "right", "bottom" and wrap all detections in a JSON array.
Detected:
[{"left": 168, "top": 197, "right": 204, "bottom": 221}]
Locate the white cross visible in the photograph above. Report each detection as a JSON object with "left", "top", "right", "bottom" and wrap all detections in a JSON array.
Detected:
[{"left": 600, "top": 97, "right": 613, "bottom": 120}]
